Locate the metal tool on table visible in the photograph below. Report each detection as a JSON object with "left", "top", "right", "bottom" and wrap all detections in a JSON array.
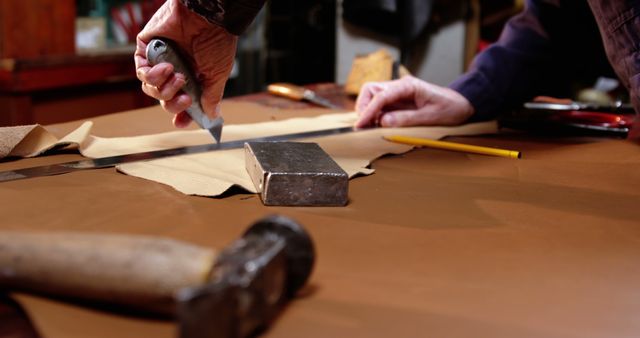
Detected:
[
  {"left": 0, "top": 126, "right": 357, "bottom": 183},
  {"left": 146, "top": 38, "right": 224, "bottom": 144},
  {"left": 245, "top": 142, "right": 348, "bottom": 206},
  {"left": 500, "top": 100, "right": 636, "bottom": 137},
  {"left": 267, "top": 83, "right": 342, "bottom": 109},
  {"left": 0, "top": 215, "right": 315, "bottom": 338},
  {"left": 523, "top": 100, "right": 634, "bottom": 113}
]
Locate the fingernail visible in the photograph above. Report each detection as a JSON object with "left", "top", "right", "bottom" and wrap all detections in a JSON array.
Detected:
[
  {"left": 381, "top": 114, "right": 395, "bottom": 127},
  {"left": 174, "top": 75, "right": 185, "bottom": 86},
  {"left": 179, "top": 94, "right": 190, "bottom": 105}
]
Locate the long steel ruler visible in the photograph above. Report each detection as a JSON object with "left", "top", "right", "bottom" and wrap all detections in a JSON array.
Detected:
[{"left": 0, "top": 126, "right": 356, "bottom": 183}]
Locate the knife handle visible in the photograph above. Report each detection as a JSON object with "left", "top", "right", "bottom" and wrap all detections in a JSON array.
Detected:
[
  {"left": 145, "top": 39, "right": 210, "bottom": 125},
  {"left": 146, "top": 39, "right": 201, "bottom": 110},
  {"left": 145, "top": 38, "right": 224, "bottom": 142},
  {"left": 267, "top": 83, "right": 308, "bottom": 101}
]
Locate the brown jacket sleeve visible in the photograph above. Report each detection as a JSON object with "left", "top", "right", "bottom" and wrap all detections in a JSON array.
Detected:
[{"left": 180, "top": 0, "right": 266, "bottom": 35}]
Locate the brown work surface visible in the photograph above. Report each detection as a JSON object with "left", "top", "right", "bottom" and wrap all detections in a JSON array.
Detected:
[{"left": 1, "top": 101, "right": 640, "bottom": 338}]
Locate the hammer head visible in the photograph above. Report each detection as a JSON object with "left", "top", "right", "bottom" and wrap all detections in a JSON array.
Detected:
[
  {"left": 176, "top": 215, "right": 315, "bottom": 338},
  {"left": 244, "top": 142, "right": 349, "bottom": 206}
]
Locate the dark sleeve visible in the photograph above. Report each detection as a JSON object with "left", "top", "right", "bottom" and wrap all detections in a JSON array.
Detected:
[
  {"left": 449, "top": 0, "right": 564, "bottom": 121},
  {"left": 587, "top": 0, "right": 640, "bottom": 139},
  {"left": 180, "top": 0, "right": 266, "bottom": 35}
]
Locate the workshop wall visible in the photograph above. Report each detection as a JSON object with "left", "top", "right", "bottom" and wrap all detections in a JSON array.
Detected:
[{"left": 336, "top": 0, "right": 468, "bottom": 87}]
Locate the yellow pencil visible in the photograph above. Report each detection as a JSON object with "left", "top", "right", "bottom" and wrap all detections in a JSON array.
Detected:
[{"left": 384, "top": 135, "right": 521, "bottom": 159}]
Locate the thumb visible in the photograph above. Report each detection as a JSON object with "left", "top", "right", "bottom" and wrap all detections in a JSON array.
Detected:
[{"left": 199, "top": 78, "right": 227, "bottom": 119}]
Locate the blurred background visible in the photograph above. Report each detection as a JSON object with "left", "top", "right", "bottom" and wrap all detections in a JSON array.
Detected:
[{"left": 0, "top": 0, "right": 524, "bottom": 126}]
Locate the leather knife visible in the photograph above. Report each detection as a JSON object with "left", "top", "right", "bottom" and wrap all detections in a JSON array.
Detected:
[
  {"left": 267, "top": 83, "right": 341, "bottom": 109},
  {"left": 146, "top": 38, "right": 224, "bottom": 144}
]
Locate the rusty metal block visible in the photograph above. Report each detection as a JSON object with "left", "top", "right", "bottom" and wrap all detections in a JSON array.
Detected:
[{"left": 244, "top": 142, "right": 348, "bottom": 206}]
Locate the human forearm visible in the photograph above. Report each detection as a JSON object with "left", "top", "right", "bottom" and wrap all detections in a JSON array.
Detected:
[{"left": 450, "top": 0, "right": 566, "bottom": 121}]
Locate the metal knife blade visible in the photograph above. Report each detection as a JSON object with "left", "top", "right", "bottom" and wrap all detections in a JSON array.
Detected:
[
  {"left": 201, "top": 115, "right": 224, "bottom": 144},
  {"left": 0, "top": 126, "right": 357, "bottom": 183},
  {"left": 302, "top": 91, "right": 342, "bottom": 110},
  {"left": 267, "top": 83, "right": 342, "bottom": 109},
  {"left": 146, "top": 38, "right": 224, "bottom": 144}
]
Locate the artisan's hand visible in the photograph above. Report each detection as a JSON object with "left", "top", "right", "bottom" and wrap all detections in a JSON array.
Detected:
[
  {"left": 134, "top": 0, "right": 237, "bottom": 128},
  {"left": 355, "top": 76, "right": 475, "bottom": 128}
]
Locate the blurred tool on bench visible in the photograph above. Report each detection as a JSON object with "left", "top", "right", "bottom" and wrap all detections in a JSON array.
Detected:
[{"left": 0, "top": 215, "right": 315, "bottom": 338}]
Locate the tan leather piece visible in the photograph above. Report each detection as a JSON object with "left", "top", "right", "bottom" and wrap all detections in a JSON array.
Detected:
[
  {"left": 112, "top": 115, "right": 495, "bottom": 195},
  {"left": 0, "top": 125, "right": 59, "bottom": 158},
  {"left": 1, "top": 102, "right": 639, "bottom": 338},
  {"left": 0, "top": 105, "right": 496, "bottom": 196},
  {"left": 0, "top": 122, "right": 92, "bottom": 159}
]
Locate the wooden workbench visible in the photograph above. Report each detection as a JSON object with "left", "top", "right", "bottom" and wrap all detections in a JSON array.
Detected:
[
  {"left": 0, "top": 51, "right": 155, "bottom": 126},
  {"left": 1, "top": 98, "right": 639, "bottom": 338}
]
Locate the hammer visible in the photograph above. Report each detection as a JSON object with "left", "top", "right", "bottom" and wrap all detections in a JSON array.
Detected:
[{"left": 0, "top": 215, "right": 315, "bottom": 338}]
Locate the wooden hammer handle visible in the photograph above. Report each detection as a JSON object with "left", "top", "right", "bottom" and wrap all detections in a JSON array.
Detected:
[{"left": 0, "top": 231, "right": 216, "bottom": 315}]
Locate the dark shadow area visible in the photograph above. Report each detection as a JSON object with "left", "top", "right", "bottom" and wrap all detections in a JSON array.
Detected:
[{"left": 0, "top": 293, "right": 42, "bottom": 338}]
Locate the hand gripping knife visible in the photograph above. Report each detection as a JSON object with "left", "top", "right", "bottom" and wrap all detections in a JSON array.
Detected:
[{"left": 146, "top": 38, "right": 224, "bottom": 144}]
